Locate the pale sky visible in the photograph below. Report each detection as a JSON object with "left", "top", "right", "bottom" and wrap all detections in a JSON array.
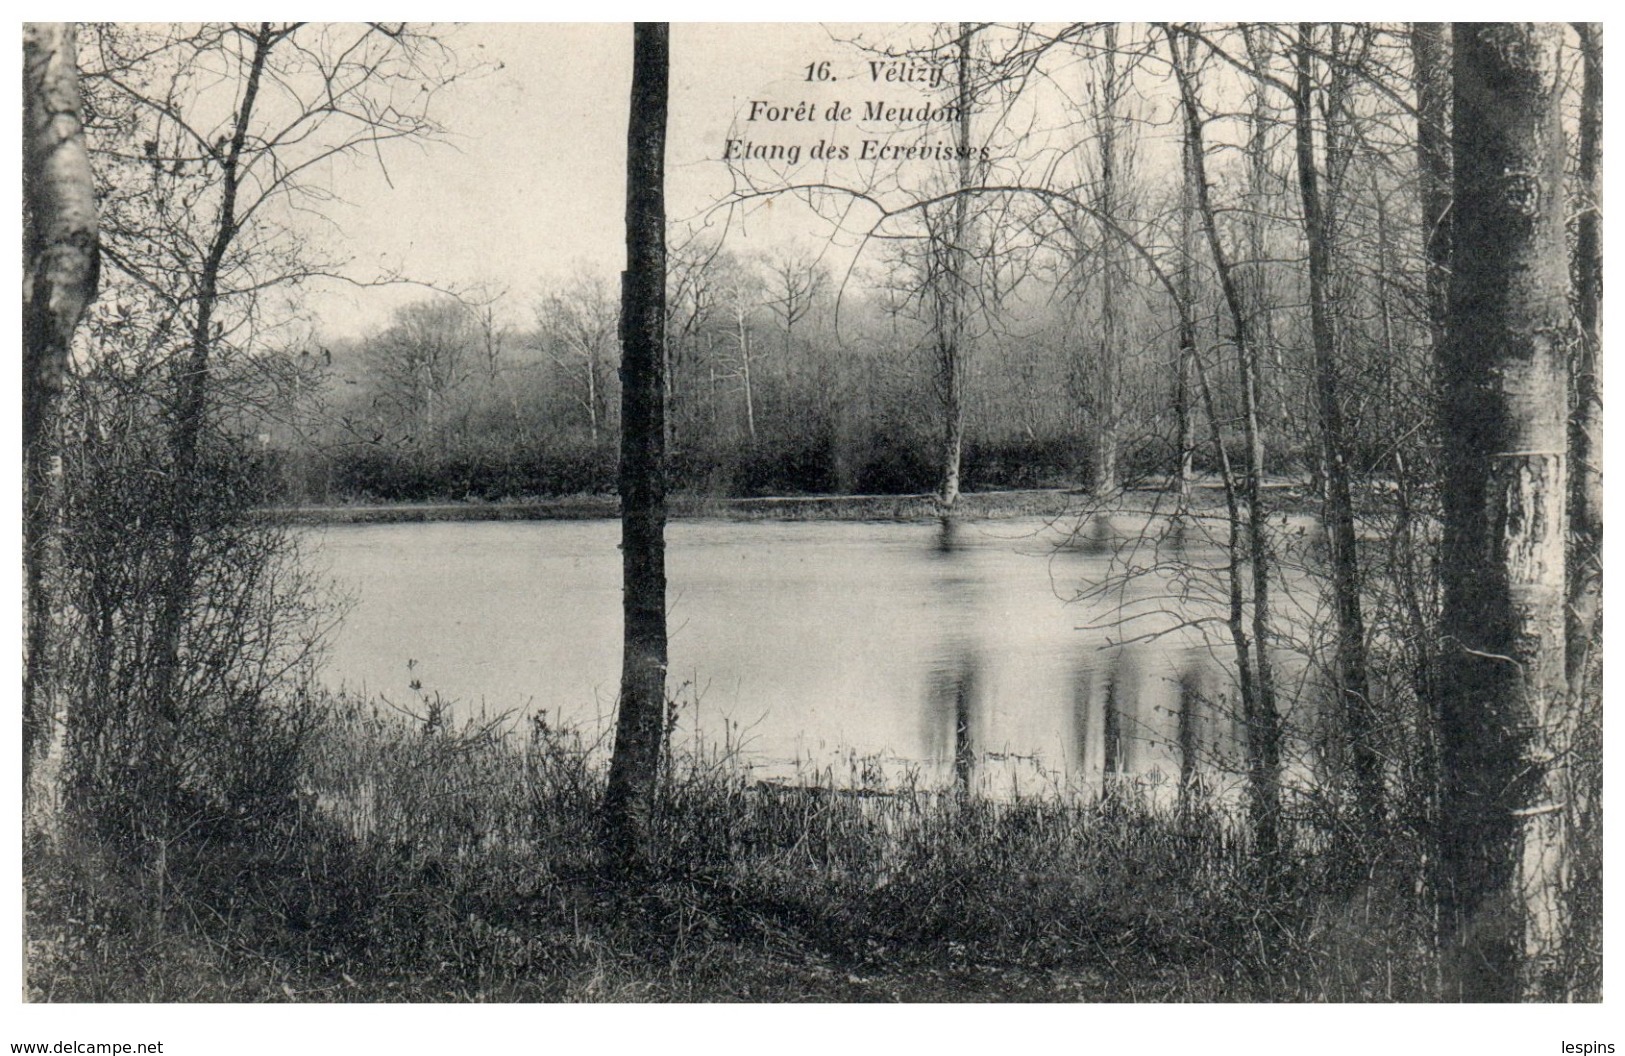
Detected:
[{"left": 309, "top": 23, "right": 936, "bottom": 339}]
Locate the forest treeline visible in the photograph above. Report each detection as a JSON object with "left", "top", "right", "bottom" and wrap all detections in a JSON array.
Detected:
[
  {"left": 22, "top": 22, "right": 1603, "bottom": 1006},
  {"left": 264, "top": 255, "right": 1109, "bottom": 504},
  {"left": 273, "top": 269, "right": 1105, "bottom": 502},
  {"left": 267, "top": 210, "right": 1415, "bottom": 506}
]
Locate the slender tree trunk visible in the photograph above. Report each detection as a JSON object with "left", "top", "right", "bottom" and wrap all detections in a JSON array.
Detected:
[
  {"left": 1241, "top": 26, "right": 1279, "bottom": 446},
  {"left": 1091, "top": 23, "right": 1122, "bottom": 495},
  {"left": 602, "top": 22, "right": 670, "bottom": 871},
  {"left": 23, "top": 22, "right": 100, "bottom": 795},
  {"left": 148, "top": 24, "right": 273, "bottom": 738},
  {"left": 1238, "top": 262, "right": 1282, "bottom": 871},
  {"left": 1409, "top": 20, "right": 1452, "bottom": 960},
  {"left": 586, "top": 347, "right": 600, "bottom": 442},
  {"left": 1174, "top": 39, "right": 1199, "bottom": 501},
  {"left": 1438, "top": 22, "right": 1570, "bottom": 1002},
  {"left": 1191, "top": 339, "right": 1254, "bottom": 807},
  {"left": 937, "top": 23, "right": 974, "bottom": 513},
  {"left": 736, "top": 307, "right": 756, "bottom": 442},
  {"left": 1373, "top": 156, "right": 1440, "bottom": 875},
  {"left": 1233, "top": 44, "right": 1283, "bottom": 802},
  {"left": 126, "top": 22, "right": 272, "bottom": 911},
  {"left": 1413, "top": 24, "right": 1453, "bottom": 356},
  {"left": 1293, "top": 24, "right": 1382, "bottom": 848},
  {"left": 1169, "top": 27, "right": 1282, "bottom": 868}
]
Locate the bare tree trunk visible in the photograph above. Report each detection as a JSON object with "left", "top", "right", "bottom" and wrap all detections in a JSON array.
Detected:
[
  {"left": 735, "top": 306, "right": 756, "bottom": 442},
  {"left": 1409, "top": 20, "right": 1452, "bottom": 959},
  {"left": 1412, "top": 24, "right": 1452, "bottom": 356},
  {"left": 936, "top": 23, "right": 974, "bottom": 514},
  {"left": 1438, "top": 22, "right": 1570, "bottom": 1002},
  {"left": 23, "top": 22, "right": 100, "bottom": 794},
  {"left": 121, "top": 22, "right": 273, "bottom": 913},
  {"left": 602, "top": 22, "right": 670, "bottom": 871},
  {"left": 1231, "top": 42, "right": 1285, "bottom": 848},
  {"left": 1241, "top": 26, "right": 1279, "bottom": 447},
  {"left": 1168, "top": 26, "right": 1282, "bottom": 869},
  {"left": 1373, "top": 155, "right": 1439, "bottom": 861},
  {"left": 148, "top": 24, "right": 273, "bottom": 738},
  {"left": 1091, "top": 23, "right": 1122, "bottom": 496},
  {"left": 1173, "top": 37, "right": 1199, "bottom": 501},
  {"left": 586, "top": 351, "right": 599, "bottom": 442},
  {"left": 1293, "top": 23, "right": 1382, "bottom": 848}
]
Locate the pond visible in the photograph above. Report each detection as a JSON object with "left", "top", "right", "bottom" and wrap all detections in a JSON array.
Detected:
[{"left": 312, "top": 514, "right": 1328, "bottom": 796}]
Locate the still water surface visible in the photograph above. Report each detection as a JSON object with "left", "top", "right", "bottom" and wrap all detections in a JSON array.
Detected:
[{"left": 313, "top": 517, "right": 1316, "bottom": 794}]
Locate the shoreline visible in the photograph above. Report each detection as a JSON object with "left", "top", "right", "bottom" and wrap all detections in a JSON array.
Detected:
[
  {"left": 258, "top": 480, "right": 1313, "bottom": 526},
  {"left": 261, "top": 487, "right": 1087, "bottom": 525}
]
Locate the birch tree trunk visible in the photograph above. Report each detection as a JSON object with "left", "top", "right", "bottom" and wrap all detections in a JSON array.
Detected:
[
  {"left": 23, "top": 22, "right": 100, "bottom": 794},
  {"left": 1438, "top": 22, "right": 1570, "bottom": 1002},
  {"left": 935, "top": 23, "right": 974, "bottom": 514}
]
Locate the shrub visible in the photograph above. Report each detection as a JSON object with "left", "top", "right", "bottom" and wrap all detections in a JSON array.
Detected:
[{"left": 56, "top": 365, "right": 333, "bottom": 876}]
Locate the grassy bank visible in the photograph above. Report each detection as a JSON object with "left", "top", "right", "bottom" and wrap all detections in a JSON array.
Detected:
[{"left": 26, "top": 694, "right": 1442, "bottom": 1002}]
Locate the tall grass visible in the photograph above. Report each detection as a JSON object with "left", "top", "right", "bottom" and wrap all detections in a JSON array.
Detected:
[{"left": 24, "top": 690, "right": 1494, "bottom": 1002}]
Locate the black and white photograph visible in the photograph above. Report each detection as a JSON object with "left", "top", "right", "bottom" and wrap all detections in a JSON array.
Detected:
[{"left": 13, "top": 16, "right": 1611, "bottom": 1049}]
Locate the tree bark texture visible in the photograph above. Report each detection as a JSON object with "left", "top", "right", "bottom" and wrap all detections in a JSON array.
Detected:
[
  {"left": 23, "top": 22, "right": 100, "bottom": 791},
  {"left": 1438, "top": 22, "right": 1570, "bottom": 1001},
  {"left": 602, "top": 22, "right": 671, "bottom": 870}
]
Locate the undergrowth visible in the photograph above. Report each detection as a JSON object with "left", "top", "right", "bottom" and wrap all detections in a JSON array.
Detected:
[{"left": 25, "top": 693, "right": 1478, "bottom": 1002}]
